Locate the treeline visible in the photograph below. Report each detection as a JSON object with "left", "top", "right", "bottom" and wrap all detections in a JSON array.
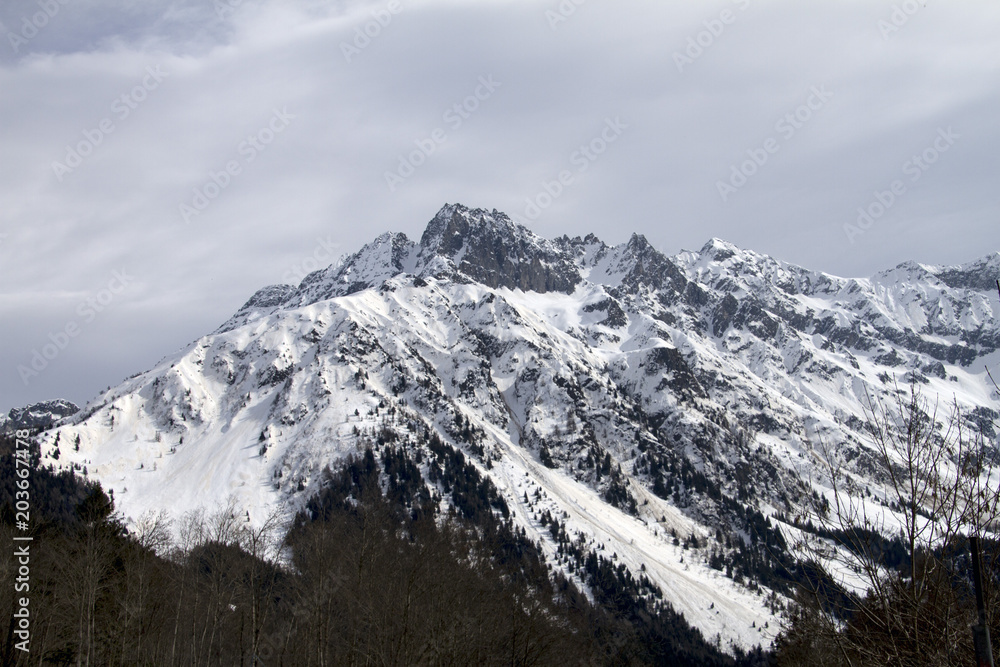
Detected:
[{"left": 0, "top": 430, "right": 770, "bottom": 665}]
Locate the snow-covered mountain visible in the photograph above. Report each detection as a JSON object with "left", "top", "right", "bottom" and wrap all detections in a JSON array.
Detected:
[{"left": 37, "top": 204, "right": 1000, "bottom": 650}]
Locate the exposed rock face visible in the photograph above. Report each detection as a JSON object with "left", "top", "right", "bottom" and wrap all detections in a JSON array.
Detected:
[
  {"left": 419, "top": 205, "right": 582, "bottom": 293},
  {"left": 2, "top": 399, "right": 79, "bottom": 433}
]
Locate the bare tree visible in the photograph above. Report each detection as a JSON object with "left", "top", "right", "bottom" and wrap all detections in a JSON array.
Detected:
[
  {"left": 235, "top": 507, "right": 285, "bottom": 663},
  {"left": 783, "top": 381, "right": 1000, "bottom": 666},
  {"left": 116, "top": 510, "right": 172, "bottom": 663}
]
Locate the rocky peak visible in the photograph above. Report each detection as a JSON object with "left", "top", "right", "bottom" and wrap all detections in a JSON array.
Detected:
[
  {"left": 417, "top": 203, "right": 582, "bottom": 293},
  {"left": 614, "top": 233, "right": 687, "bottom": 295},
  {"left": 2, "top": 399, "right": 79, "bottom": 433},
  {"left": 932, "top": 252, "right": 1000, "bottom": 291},
  {"left": 419, "top": 204, "right": 513, "bottom": 253},
  {"left": 699, "top": 237, "right": 742, "bottom": 262}
]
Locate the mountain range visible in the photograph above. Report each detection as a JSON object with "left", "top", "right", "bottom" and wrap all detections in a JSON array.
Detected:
[{"left": 25, "top": 203, "right": 1000, "bottom": 651}]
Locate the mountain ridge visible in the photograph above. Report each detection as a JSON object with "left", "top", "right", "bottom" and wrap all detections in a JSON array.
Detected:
[{"left": 219, "top": 203, "right": 998, "bottom": 343}]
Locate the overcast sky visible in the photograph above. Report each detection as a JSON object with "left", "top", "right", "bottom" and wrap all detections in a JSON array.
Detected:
[{"left": 1, "top": 0, "right": 998, "bottom": 412}]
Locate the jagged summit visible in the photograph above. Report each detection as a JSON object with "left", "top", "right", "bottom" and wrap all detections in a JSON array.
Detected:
[
  {"left": 417, "top": 203, "right": 582, "bottom": 293},
  {"left": 418, "top": 204, "right": 518, "bottom": 251}
]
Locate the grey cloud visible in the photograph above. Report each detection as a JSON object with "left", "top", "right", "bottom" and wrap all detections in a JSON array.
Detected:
[{"left": 1, "top": 0, "right": 998, "bottom": 410}]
